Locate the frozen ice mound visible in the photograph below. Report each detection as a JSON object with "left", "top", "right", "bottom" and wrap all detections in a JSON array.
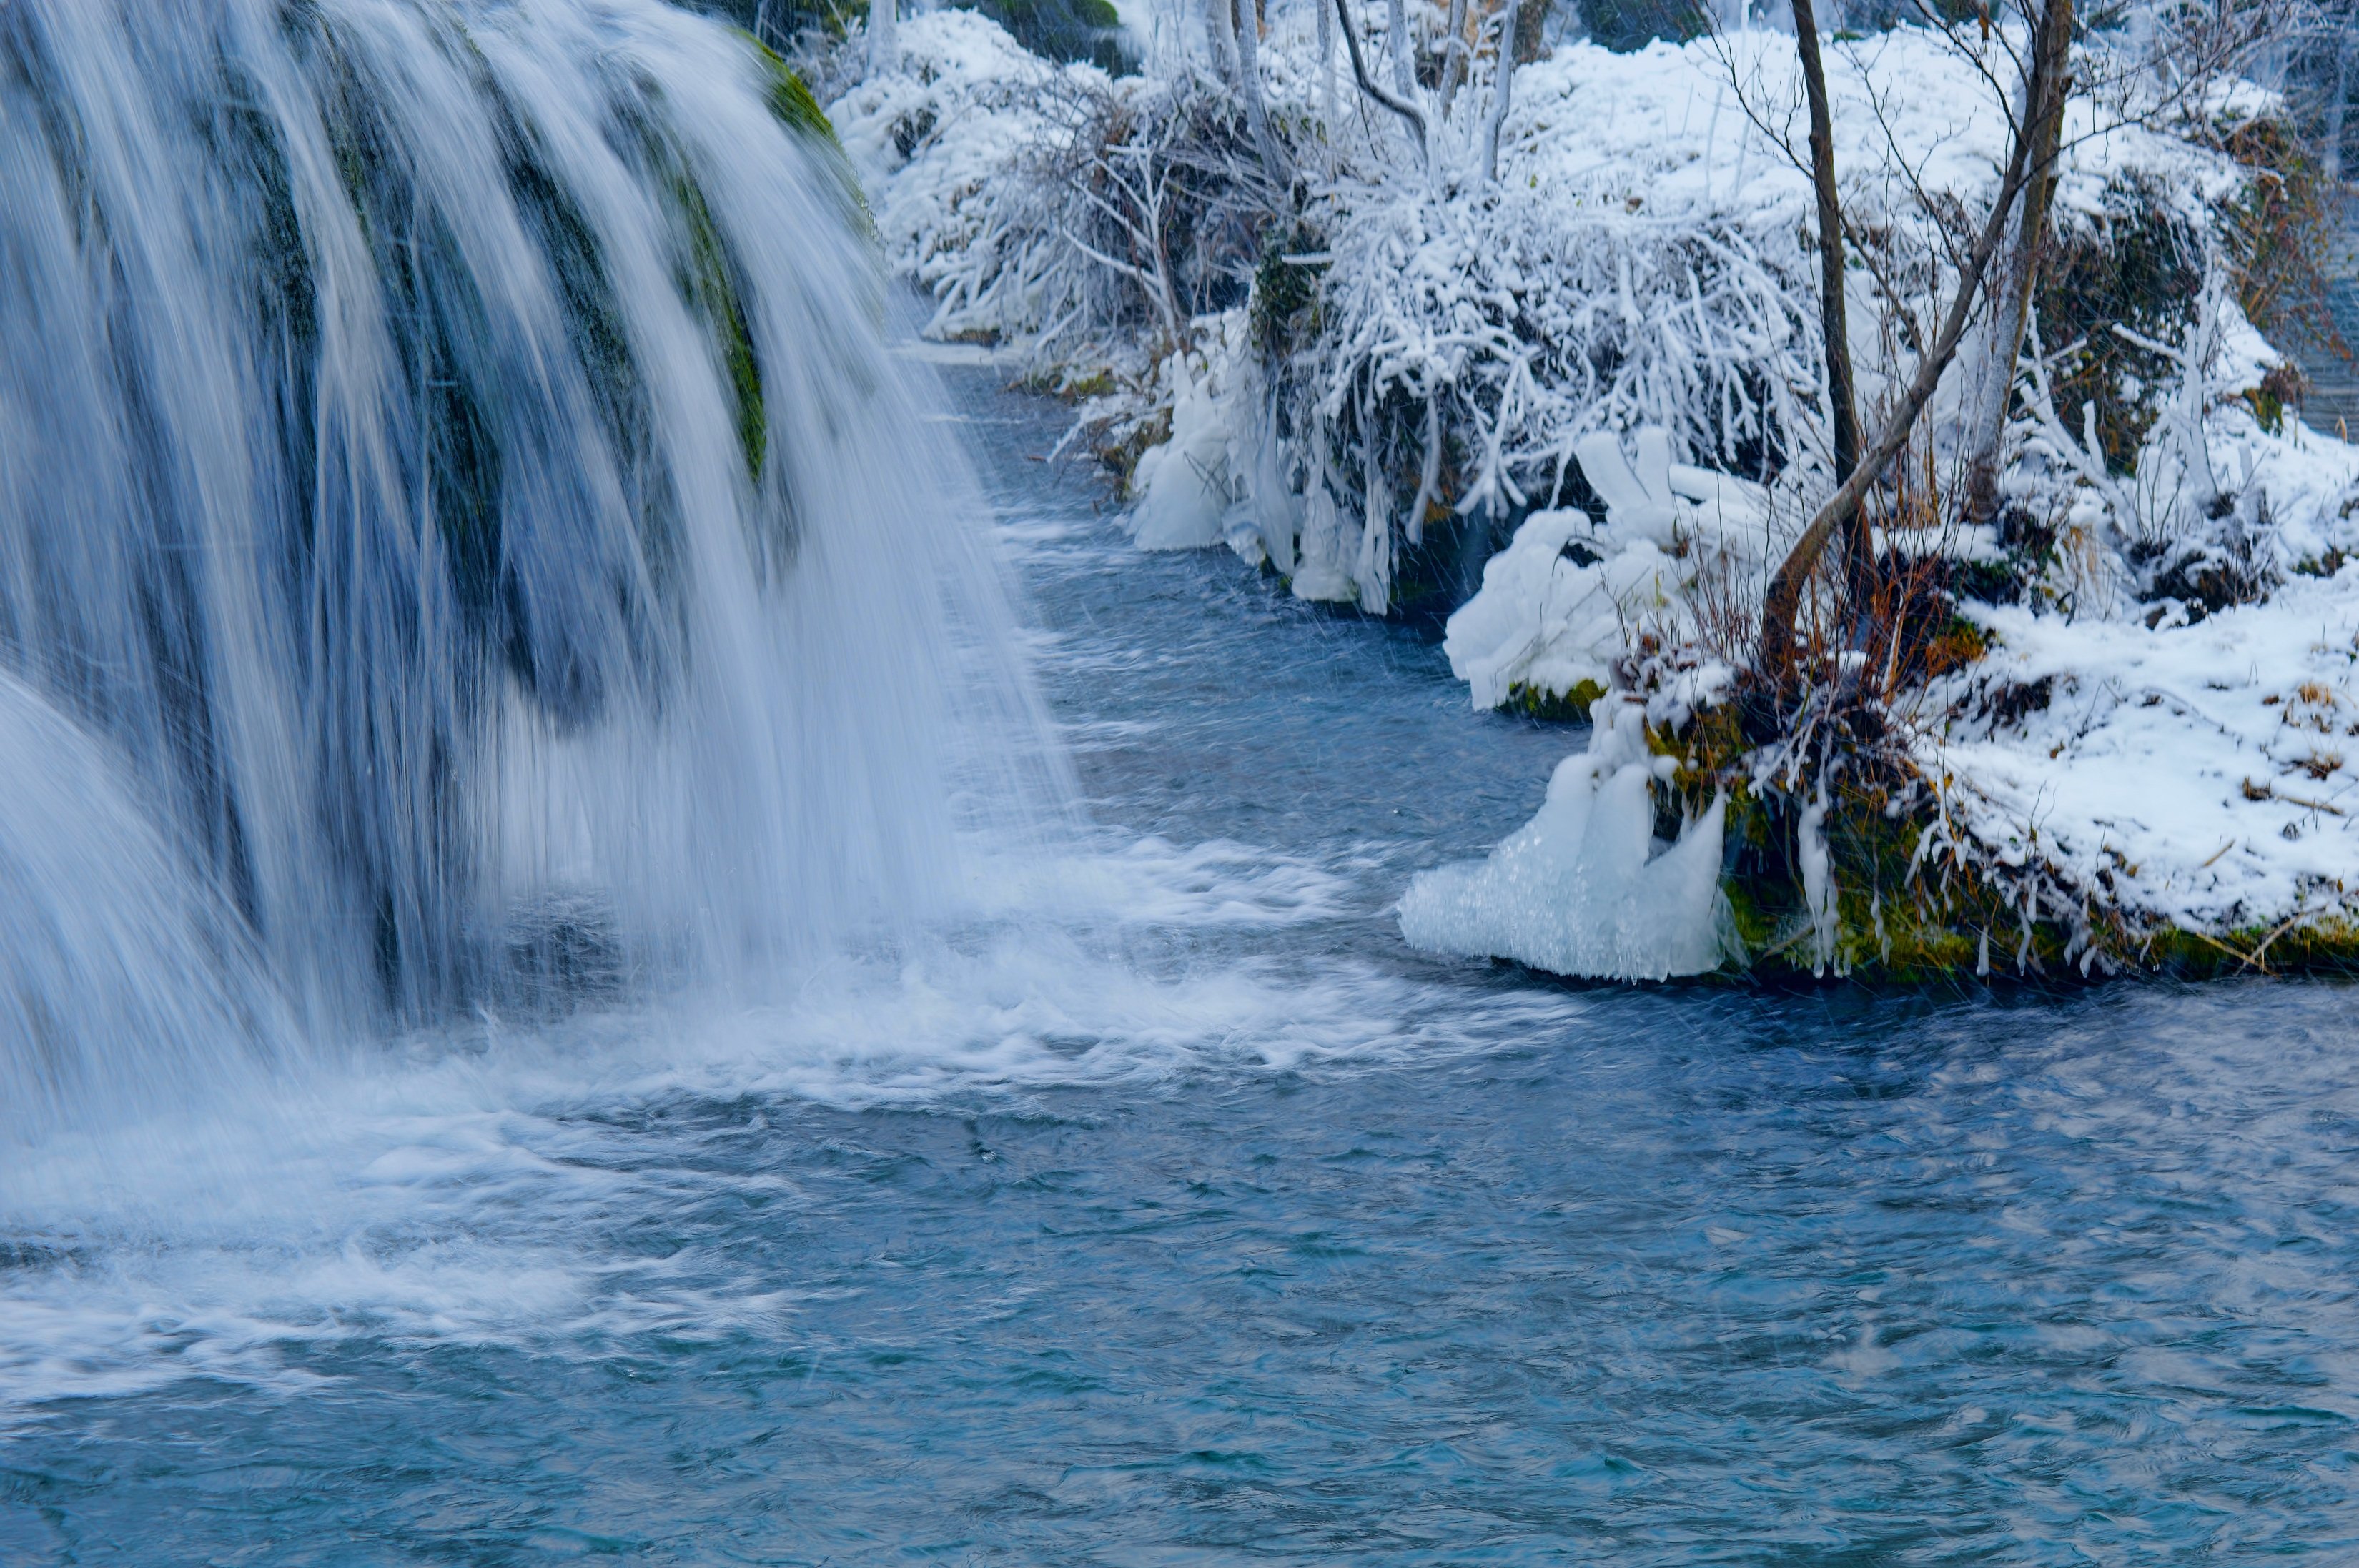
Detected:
[
  {"left": 1440, "top": 428, "right": 1771, "bottom": 713},
  {"left": 1130, "top": 352, "right": 1233, "bottom": 550},
  {"left": 1398, "top": 698, "right": 1731, "bottom": 981}
]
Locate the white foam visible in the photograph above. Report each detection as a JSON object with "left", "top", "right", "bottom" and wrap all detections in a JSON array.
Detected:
[{"left": 0, "top": 825, "right": 1573, "bottom": 1411}]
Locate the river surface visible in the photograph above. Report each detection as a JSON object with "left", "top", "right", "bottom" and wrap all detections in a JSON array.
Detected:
[{"left": 3, "top": 354, "right": 2358, "bottom": 1565}]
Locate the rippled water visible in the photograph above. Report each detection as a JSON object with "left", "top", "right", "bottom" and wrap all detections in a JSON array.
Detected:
[{"left": 3, "top": 354, "right": 2357, "bottom": 1564}]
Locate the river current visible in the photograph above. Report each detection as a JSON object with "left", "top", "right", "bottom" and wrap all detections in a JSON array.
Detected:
[{"left": 1, "top": 347, "right": 2355, "bottom": 1564}]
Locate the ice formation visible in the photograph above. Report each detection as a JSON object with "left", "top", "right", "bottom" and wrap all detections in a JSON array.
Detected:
[
  {"left": 1440, "top": 427, "right": 1766, "bottom": 711},
  {"left": 1131, "top": 331, "right": 1244, "bottom": 550},
  {"left": 1399, "top": 699, "right": 1730, "bottom": 980}
]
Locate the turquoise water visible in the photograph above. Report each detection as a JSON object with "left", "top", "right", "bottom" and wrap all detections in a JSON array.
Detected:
[{"left": 2, "top": 362, "right": 2356, "bottom": 1564}]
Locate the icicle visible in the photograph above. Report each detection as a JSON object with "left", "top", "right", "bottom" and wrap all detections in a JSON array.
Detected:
[
  {"left": 1357, "top": 443, "right": 1394, "bottom": 613},
  {"left": 1798, "top": 783, "right": 1836, "bottom": 976}
]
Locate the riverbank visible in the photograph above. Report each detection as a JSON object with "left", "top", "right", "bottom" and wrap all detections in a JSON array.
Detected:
[{"left": 831, "top": 11, "right": 2359, "bottom": 984}]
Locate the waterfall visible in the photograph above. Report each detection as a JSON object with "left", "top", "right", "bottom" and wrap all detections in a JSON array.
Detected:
[{"left": 0, "top": 0, "right": 1046, "bottom": 1123}]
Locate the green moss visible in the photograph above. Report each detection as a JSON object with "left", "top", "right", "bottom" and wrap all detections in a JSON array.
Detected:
[
  {"left": 741, "top": 34, "right": 872, "bottom": 239},
  {"left": 950, "top": 0, "right": 1135, "bottom": 71},
  {"left": 750, "top": 44, "right": 836, "bottom": 144},
  {"left": 1252, "top": 225, "right": 1327, "bottom": 358},
  {"left": 1503, "top": 678, "right": 1606, "bottom": 723},
  {"left": 670, "top": 166, "right": 769, "bottom": 485},
  {"left": 1056, "top": 368, "right": 1118, "bottom": 400}
]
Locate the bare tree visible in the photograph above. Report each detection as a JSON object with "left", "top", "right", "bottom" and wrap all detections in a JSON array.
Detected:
[
  {"left": 1388, "top": 0, "right": 1418, "bottom": 96},
  {"left": 1789, "top": 0, "right": 1861, "bottom": 493},
  {"left": 1757, "top": 0, "right": 2074, "bottom": 675},
  {"left": 1335, "top": 0, "right": 1430, "bottom": 165},
  {"left": 1959, "top": 0, "right": 2072, "bottom": 525},
  {"left": 1440, "top": 0, "right": 1473, "bottom": 117},
  {"left": 1232, "top": 0, "right": 1293, "bottom": 189},
  {"left": 1482, "top": 0, "right": 1527, "bottom": 182},
  {"left": 1206, "top": 0, "right": 1240, "bottom": 84},
  {"left": 1319, "top": 0, "right": 1340, "bottom": 152}
]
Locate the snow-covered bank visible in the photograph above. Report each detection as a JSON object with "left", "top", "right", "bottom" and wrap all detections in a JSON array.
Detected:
[
  {"left": 831, "top": 7, "right": 2359, "bottom": 979},
  {"left": 1923, "top": 560, "right": 2359, "bottom": 941}
]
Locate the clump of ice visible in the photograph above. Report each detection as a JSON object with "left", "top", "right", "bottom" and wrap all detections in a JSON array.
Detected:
[
  {"left": 1130, "top": 328, "right": 1242, "bottom": 550},
  {"left": 1440, "top": 427, "right": 1768, "bottom": 711},
  {"left": 1399, "top": 698, "right": 1731, "bottom": 980}
]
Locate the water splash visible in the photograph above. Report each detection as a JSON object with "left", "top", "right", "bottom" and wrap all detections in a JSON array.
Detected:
[
  {"left": 0, "top": 0, "right": 1054, "bottom": 1122},
  {"left": 0, "top": 672, "right": 292, "bottom": 1144}
]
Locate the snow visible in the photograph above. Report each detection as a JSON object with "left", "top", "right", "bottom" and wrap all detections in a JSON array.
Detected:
[
  {"left": 1919, "top": 564, "right": 2359, "bottom": 934},
  {"left": 826, "top": 12, "right": 1085, "bottom": 347},
  {"left": 1399, "top": 697, "right": 1732, "bottom": 980}
]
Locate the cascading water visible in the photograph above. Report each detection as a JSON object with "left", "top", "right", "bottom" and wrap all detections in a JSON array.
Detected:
[{"left": 0, "top": 0, "right": 1049, "bottom": 1132}]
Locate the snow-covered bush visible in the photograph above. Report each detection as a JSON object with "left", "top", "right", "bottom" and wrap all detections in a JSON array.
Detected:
[{"left": 829, "top": 11, "right": 1283, "bottom": 369}]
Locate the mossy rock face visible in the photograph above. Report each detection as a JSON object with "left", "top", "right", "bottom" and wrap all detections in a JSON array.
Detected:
[
  {"left": 741, "top": 34, "right": 871, "bottom": 236},
  {"left": 750, "top": 44, "right": 836, "bottom": 147},
  {"left": 1252, "top": 227, "right": 1326, "bottom": 359},
  {"left": 2220, "top": 115, "right": 2342, "bottom": 377},
  {"left": 1643, "top": 701, "right": 2359, "bottom": 985},
  {"left": 961, "top": 0, "right": 1134, "bottom": 71},
  {"left": 2035, "top": 176, "right": 2202, "bottom": 477}
]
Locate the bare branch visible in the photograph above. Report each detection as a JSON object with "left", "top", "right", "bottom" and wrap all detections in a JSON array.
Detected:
[{"left": 1334, "top": 0, "right": 1428, "bottom": 165}]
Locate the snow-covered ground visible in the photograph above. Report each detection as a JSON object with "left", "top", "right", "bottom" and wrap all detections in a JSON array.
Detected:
[{"left": 1924, "top": 558, "right": 2359, "bottom": 937}]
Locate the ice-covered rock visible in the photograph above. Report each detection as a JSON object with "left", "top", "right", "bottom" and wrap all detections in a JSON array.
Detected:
[
  {"left": 1130, "top": 349, "right": 1235, "bottom": 550},
  {"left": 1399, "top": 698, "right": 1731, "bottom": 980},
  {"left": 1440, "top": 428, "right": 1771, "bottom": 712}
]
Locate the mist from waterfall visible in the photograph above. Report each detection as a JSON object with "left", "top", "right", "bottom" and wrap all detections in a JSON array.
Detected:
[{"left": 0, "top": 0, "right": 1056, "bottom": 1140}]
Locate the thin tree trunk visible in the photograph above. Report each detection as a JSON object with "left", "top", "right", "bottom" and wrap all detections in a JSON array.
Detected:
[
  {"left": 1961, "top": 0, "right": 2073, "bottom": 525},
  {"left": 868, "top": 0, "right": 898, "bottom": 78},
  {"left": 1440, "top": 0, "right": 1470, "bottom": 118},
  {"left": 1207, "top": 0, "right": 1240, "bottom": 84},
  {"left": 1320, "top": 0, "right": 1338, "bottom": 147},
  {"left": 2328, "top": 14, "right": 2354, "bottom": 186},
  {"left": 1483, "top": 0, "right": 1524, "bottom": 182},
  {"left": 1791, "top": 0, "right": 1860, "bottom": 505},
  {"left": 1759, "top": 0, "right": 2069, "bottom": 676},
  {"left": 1388, "top": 0, "right": 1416, "bottom": 96},
  {"left": 1232, "top": 0, "right": 1292, "bottom": 189},
  {"left": 1335, "top": 0, "right": 1429, "bottom": 164}
]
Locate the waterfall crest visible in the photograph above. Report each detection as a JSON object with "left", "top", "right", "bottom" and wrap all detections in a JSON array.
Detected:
[{"left": 0, "top": 0, "right": 1045, "bottom": 1106}]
